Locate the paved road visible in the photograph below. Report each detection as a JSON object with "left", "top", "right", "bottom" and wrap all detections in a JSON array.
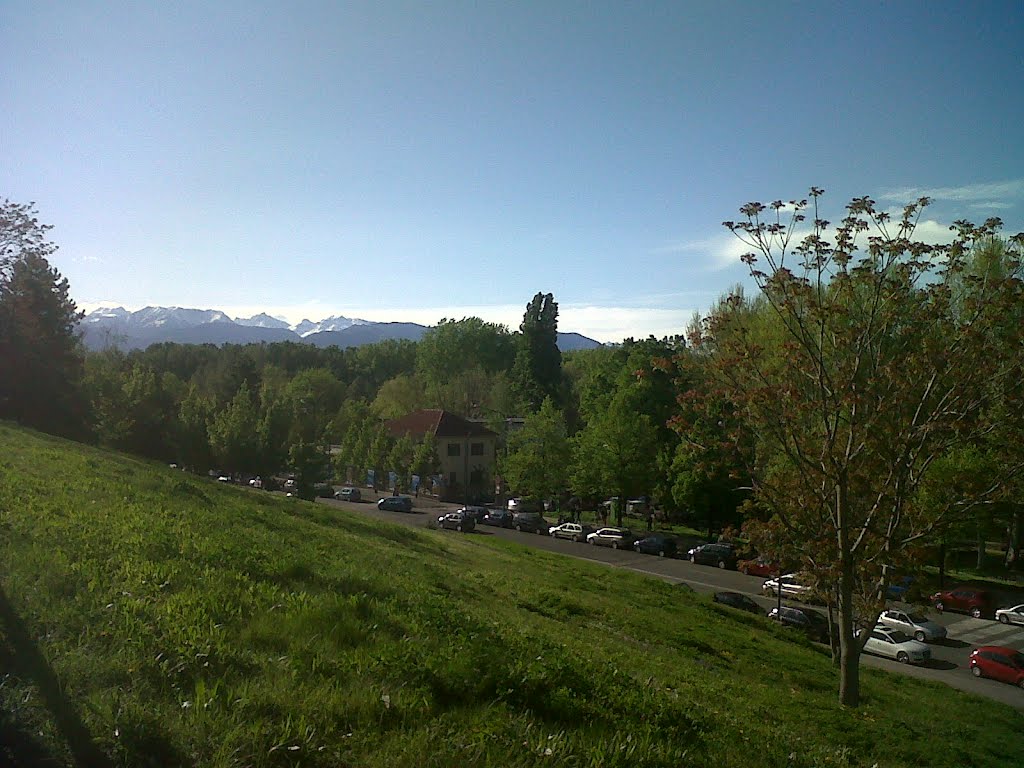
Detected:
[{"left": 318, "top": 493, "right": 1024, "bottom": 711}]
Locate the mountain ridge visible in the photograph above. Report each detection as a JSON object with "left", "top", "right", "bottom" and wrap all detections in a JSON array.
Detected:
[{"left": 78, "top": 305, "right": 602, "bottom": 352}]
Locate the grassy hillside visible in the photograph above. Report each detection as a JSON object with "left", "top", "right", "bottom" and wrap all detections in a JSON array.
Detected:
[{"left": 1, "top": 423, "right": 1022, "bottom": 767}]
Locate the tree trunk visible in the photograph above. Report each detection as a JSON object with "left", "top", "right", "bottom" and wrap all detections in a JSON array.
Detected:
[
  {"left": 977, "top": 522, "right": 986, "bottom": 570},
  {"left": 836, "top": 480, "right": 860, "bottom": 707},
  {"left": 1008, "top": 505, "right": 1023, "bottom": 572},
  {"left": 938, "top": 541, "right": 946, "bottom": 589}
]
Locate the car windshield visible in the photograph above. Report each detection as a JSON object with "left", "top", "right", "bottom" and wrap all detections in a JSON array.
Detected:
[
  {"left": 887, "top": 631, "right": 911, "bottom": 643},
  {"left": 906, "top": 613, "right": 927, "bottom": 623}
]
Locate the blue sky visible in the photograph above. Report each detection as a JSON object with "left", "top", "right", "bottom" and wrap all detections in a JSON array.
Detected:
[{"left": 3, "top": 1, "right": 1022, "bottom": 342}]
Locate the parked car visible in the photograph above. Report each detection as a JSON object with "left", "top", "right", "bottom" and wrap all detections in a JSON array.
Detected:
[
  {"left": 378, "top": 495, "right": 414, "bottom": 513},
  {"left": 512, "top": 512, "right": 550, "bottom": 534},
  {"left": 876, "top": 608, "right": 947, "bottom": 642},
  {"left": 507, "top": 497, "right": 541, "bottom": 514},
  {"left": 313, "top": 482, "right": 335, "bottom": 498},
  {"left": 738, "top": 557, "right": 777, "bottom": 577},
  {"left": 767, "top": 606, "right": 833, "bottom": 643},
  {"left": 931, "top": 586, "right": 994, "bottom": 619},
  {"left": 248, "top": 476, "right": 263, "bottom": 489},
  {"left": 762, "top": 573, "right": 817, "bottom": 601},
  {"left": 586, "top": 527, "right": 636, "bottom": 549},
  {"left": 217, "top": 475, "right": 231, "bottom": 483},
  {"left": 713, "top": 591, "right": 762, "bottom": 614},
  {"left": 687, "top": 543, "right": 738, "bottom": 569},
  {"left": 457, "top": 505, "right": 490, "bottom": 522},
  {"left": 335, "top": 486, "right": 362, "bottom": 502},
  {"left": 633, "top": 533, "right": 677, "bottom": 558},
  {"left": 969, "top": 646, "right": 1024, "bottom": 687},
  {"left": 437, "top": 511, "right": 476, "bottom": 532},
  {"left": 481, "top": 509, "right": 514, "bottom": 528},
  {"left": 996, "top": 604, "right": 1024, "bottom": 626},
  {"left": 858, "top": 626, "right": 931, "bottom": 665},
  {"left": 549, "top": 522, "right": 592, "bottom": 542}
]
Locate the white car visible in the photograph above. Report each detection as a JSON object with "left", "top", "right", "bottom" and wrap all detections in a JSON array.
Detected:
[
  {"left": 876, "top": 609, "right": 947, "bottom": 642},
  {"left": 549, "top": 522, "right": 589, "bottom": 542},
  {"left": 996, "top": 604, "right": 1024, "bottom": 626},
  {"left": 761, "top": 574, "right": 816, "bottom": 601},
  {"left": 859, "top": 626, "right": 931, "bottom": 665}
]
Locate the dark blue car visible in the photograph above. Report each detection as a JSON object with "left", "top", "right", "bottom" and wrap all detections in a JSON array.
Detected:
[
  {"left": 378, "top": 496, "right": 413, "bottom": 512},
  {"left": 633, "top": 533, "right": 678, "bottom": 557},
  {"left": 481, "top": 509, "right": 514, "bottom": 528}
]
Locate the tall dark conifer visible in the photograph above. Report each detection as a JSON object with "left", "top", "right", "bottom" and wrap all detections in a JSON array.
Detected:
[
  {"left": 0, "top": 201, "right": 88, "bottom": 438},
  {"left": 513, "top": 292, "right": 562, "bottom": 411}
]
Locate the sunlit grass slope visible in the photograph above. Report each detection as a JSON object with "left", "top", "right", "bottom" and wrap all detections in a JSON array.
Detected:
[{"left": 0, "top": 422, "right": 1022, "bottom": 767}]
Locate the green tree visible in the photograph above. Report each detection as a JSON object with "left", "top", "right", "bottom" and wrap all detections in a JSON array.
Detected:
[
  {"left": 388, "top": 434, "right": 416, "bottom": 491},
  {"left": 512, "top": 292, "right": 563, "bottom": 411},
  {"left": 412, "top": 432, "right": 441, "bottom": 489},
  {"left": 176, "top": 383, "right": 215, "bottom": 471},
  {"left": 570, "top": 397, "right": 661, "bottom": 526},
  {"left": 0, "top": 200, "right": 88, "bottom": 438},
  {"left": 289, "top": 439, "right": 329, "bottom": 499},
  {"left": 697, "top": 190, "right": 1024, "bottom": 706},
  {"left": 371, "top": 374, "right": 425, "bottom": 419},
  {"left": 208, "top": 382, "right": 262, "bottom": 475},
  {"left": 502, "top": 397, "right": 571, "bottom": 503},
  {"left": 415, "top": 317, "right": 515, "bottom": 388}
]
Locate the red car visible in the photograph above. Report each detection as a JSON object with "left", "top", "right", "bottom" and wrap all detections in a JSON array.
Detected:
[
  {"left": 931, "top": 586, "right": 993, "bottom": 619},
  {"left": 969, "top": 646, "right": 1024, "bottom": 688},
  {"left": 739, "top": 557, "right": 777, "bottom": 577}
]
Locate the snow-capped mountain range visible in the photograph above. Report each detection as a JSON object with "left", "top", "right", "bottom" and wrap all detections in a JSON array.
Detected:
[
  {"left": 77, "top": 305, "right": 602, "bottom": 352},
  {"left": 82, "top": 306, "right": 370, "bottom": 337}
]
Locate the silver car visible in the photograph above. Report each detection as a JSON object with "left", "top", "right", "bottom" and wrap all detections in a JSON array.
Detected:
[
  {"left": 996, "top": 604, "right": 1024, "bottom": 625},
  {"left": 876, "top": 608, "right": 947, "bottom": 642},
  {"left": 860, "top": 627, "right": 931, "bottom": 665},
  {"left": 586, "top": 527, "right": 635, "bottom": 549}
]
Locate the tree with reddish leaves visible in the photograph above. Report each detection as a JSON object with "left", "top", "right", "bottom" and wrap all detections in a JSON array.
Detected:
[
  {"left": 687, "top": 189, "right": 1024, "bottom": 706},
  {"left": 0, "top": 200, "right": 88, "bottom": 438}
]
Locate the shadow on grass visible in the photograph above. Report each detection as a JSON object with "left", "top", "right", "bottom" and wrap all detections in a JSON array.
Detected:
[{"left": 0, "top": 585, "right": 113, "bottom": 768}]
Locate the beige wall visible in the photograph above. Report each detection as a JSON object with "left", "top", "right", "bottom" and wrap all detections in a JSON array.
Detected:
[{"left": 437, "top": 435, "right": 495, "bottom": 488}]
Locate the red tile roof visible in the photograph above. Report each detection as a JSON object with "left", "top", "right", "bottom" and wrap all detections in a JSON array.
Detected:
[{"left": 385, "top": 409, "right": 496, "bottom": 439}]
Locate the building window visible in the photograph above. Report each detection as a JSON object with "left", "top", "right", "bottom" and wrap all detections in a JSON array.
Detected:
[
  {"left": 447, "top": 443, "right": 461, "bottom": 457},
  {"left": 470, "top": 469, "right": 483, "bottom": 485},
  {"left": 470, "top": 442, "right": 484, "bottom": 456}
]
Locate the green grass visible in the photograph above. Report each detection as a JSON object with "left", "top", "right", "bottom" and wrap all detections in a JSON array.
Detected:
[{"left": 1, "top": 422, "right": 1022, "bottom": 767}]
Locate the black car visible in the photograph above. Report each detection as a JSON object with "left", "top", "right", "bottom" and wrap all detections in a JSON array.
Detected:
[
  {"left": 457, "top": 505, "right": 490, "bottom": 523},
  {"left": 481, "top": 509, "right": 514, "bottom": 528},
  {"left": 712, "top": 591, "right": 762, "bottom": 614},
  {"left": 767, "top": 606, "right": 834, "bottom": 644},
  {"left": 687, "top": 543, "right": 738, "bottom": 569},
  {"left": 512, "top": 512, "right": 550, "bottom": 534},
  {"left": 378, "top": 496, "right": 414, "bottom": 512},
  {"left": 633, "top": 533, "right": 678, "bottom": 558},
  {"left": 437, "top": 511, "right": 475, "bottom": 532}
]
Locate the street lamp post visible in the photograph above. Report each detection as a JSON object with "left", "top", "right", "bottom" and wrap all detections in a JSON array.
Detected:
[{"left": 464, "top": 430, "right": 470, "bottom": 507}]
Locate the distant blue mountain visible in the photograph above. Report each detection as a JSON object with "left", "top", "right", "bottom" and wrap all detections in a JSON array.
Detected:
[{"left": 79, "top": 305, "right": 602, "bottom": 352}]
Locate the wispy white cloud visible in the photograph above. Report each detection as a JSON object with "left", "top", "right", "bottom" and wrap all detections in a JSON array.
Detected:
[
  {"left": 880, "top": 179, "right": 1024, "bottom": 204},
  {"left": 653, "top": 233, "right": 753, "bottom": 271},
  {"left": 968, "top": 200, "right": 1014, "bottom": 211}
]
